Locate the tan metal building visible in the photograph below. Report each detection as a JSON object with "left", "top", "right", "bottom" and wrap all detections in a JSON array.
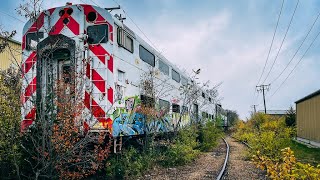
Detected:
[
  {"left": 0, "top": 36, "right": 21, "bottom": 70},
  {"left": 295, "top": 89, "right": 320, "bottom": 147}
]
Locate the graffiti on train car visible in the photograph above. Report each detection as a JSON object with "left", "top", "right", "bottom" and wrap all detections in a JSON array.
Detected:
[{"left": 110, "top": 96, "right": 191, "bottom": 136}]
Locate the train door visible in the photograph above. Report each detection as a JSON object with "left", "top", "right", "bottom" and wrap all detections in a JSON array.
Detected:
[{"left": 56, "top": 49, "right": 73, "bottom": 97}]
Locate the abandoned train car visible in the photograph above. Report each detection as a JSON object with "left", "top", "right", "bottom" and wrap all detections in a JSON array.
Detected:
[{"left": 20, "top": 3, "right": 218, "bottom": 137}]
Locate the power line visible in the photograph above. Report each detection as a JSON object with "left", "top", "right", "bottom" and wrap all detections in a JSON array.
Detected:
[
  {"left": 256, "top": 0, "right": 284, "bottom": 86},
  {"left": 262, "top": 0, "right": 299, "bottom": 84},
  {"left": 88, "top": 0, "right": 100, "bottom": 7},
  {"left": 110, "top": 0, "right": 161, "bottom": 53},
  {"left": 269, "top": 24, "right": 320, "bottom": 99},
  {"left": 0, "top": 10, "right": 26, "bottom": 23},
  {"left": 253, "top": 0, "right": 284, "bottom": 107},
  {"left": 270, "top": 9, "right": 320, "bottom": 84}
]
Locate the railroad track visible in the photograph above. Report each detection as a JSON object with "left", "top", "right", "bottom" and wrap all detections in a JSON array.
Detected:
[{"left": 216, "top": 137, "right": 230, "bottom": 180}]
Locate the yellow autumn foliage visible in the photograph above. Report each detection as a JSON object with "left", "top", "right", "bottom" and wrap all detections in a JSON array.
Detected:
[{"left": 253, "top": 147, "right": 320, "bottom": 180}]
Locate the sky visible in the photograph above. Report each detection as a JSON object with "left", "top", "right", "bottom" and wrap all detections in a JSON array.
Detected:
[{"left": 1, "top": 0, "right": 320, "bottom": 119}]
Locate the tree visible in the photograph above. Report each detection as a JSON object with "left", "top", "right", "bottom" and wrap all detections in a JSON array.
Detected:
[
  {"left": 285, "top": 106, "right": 296, "bottom": 127},
  {"left": 225, "top": 109, "right": 239, "bottom": 126},
  {"left": 0, "top": 67, "right": 22, "bottom": 179}
]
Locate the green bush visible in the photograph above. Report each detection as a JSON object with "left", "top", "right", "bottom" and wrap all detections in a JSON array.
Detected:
[
  {"left": 234, "top": 113, "right": 294, "bottom": 159},
  {"left": 106, "top": 147, "right": 156, "bottom": 179},
  {"left": 106, "top": 122, "right": 224, "bottom": 178},
  {"left": 198, "top": 121, "right": 222, "bottom": 151},
  {"left": 160, "top": 126, "right": 200, "bottom": 167}
]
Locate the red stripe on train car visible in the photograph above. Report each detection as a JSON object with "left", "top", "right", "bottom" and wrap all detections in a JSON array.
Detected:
[
  {"left": 25, "top": 107, "right": 36, "bottom": 119},
  {"left": 82, "top": 5, "right": 105, "bottom": 23},
  {"left": 81, "top": 4, "right": 113, "bottom": 41},
  {"left": 84, "top": 91, "right": 112, "bottom": 130},
  {"left": 89, "top": 45, "right": 113, "bottom": 73},
  {"left": 29, "top": 12, "right": 45, "bottom": 33},
  {"left": 85, "top": 63, "right": 106, "bottom": 94},
  {"left": 23, "top": 77, "right": 37, "bottom": 103},
  {"left": 21, "top": 120, "right": 33, "bottom": 131},
  {"left": 21, "top": 51, "right": 37, "bottom": 76},
  {"left": 108, "top": 87, "right": 113, "bottom": 104},
  {"left": 49, "top": 8, "right": 79, "bottom": 35}
]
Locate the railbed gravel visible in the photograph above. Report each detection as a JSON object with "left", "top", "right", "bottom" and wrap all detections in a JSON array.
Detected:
[
  {"left": 140, "top": 137, "right": 267, "bottom": 180},
  {"left": 223, "top": 137, "right": 267, "bottom": 180},
  {"left": 140, "top": 139, "right": 226, "bottom": 180}
]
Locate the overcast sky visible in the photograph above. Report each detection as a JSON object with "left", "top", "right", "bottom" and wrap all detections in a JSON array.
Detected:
[{"left": 1, "top": 0, "right": 320, "bottom": 119}]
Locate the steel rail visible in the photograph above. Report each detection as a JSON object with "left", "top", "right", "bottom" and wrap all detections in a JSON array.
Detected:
[{"left": 216, "top": 137, "right": 230, "bottom": 180}]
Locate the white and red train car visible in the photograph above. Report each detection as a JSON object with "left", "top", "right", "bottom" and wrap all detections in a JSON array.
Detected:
[{"left": 21, "top": 3, "right": 217, "bottom": 137}]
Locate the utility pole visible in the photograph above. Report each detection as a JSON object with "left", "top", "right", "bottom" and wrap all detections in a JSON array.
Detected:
[
  {"left": 251, "top": 105, "right": 258, "bottom": 114},
  {"left": 256, "top": 84, "right": 270, "bottom": 114}
]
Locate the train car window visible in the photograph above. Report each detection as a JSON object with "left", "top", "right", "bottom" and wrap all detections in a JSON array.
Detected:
[
  {"left": 139, "top": 45, "right": 155, "bottom": 67},
  {"left": 172, "top": 104, "right": 180, "bottom": 113},
  {"left": 140, "top": 95, "right": 154, "bottom": 107},
  {"left": 182, "top": 106, "right": 188, "bottom": 114},
  {"left": 117, "top": 27, "right": 134, "bottom": 53},
  {"left": 181, "top": 76, "right": 188, "bottom": 86},
  {"left": 118, "top": 70, "right": 125, "bottom": 82},
  {"left": 26, "top": 32, "right": 44, "bottom": 50},
  {"left": 172, "top": 69, "right": 180, "bottom": 83},
  {"left": 62, "top": 64, "right": 71, "bottom": 83},
  {"left": 87, "top": 25, "right": 108, "bottom": 44},
  {"left": 193, "top": 103, "right": 199, "bottom": 120},
  {"left": 124, "top": 35, "right": 133, "bottom": 52},
  {"left": 158, "top": 60, "right": 169, "bottom": 75},
  {"left": 202, "top": 92, "right": 205, "bottom": 98},
  {"left": 202, "top": 112, "right": 206, "bottom": 118},
  {"left": 159, "top": 99, "right": 170, "bottom": 113},
  {"left": 209, "top": 97, "right": 212, "bottom": 102}
]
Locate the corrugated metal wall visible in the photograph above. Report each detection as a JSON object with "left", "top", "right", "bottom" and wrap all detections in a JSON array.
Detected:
[
  {"left": 296, "top": 95, "right": 320, "bottom": 143},
  {"left": 0, "top": 38, "right": 21, "bottom": 70}
]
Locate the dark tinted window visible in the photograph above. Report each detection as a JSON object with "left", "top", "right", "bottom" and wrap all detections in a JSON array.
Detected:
[
  {"left": 62, "top": 65, "right": 71, "bottom": 83},
  {"left": 182, "top": 106, "right": 188, "bottom": 114},
  {"left": 139, "top": 45, "right": 155, "bottom": 67},
  {"left": 181, "top": 76, "right": 188, "bottom": 85},
  {"left": 26, "top": 32, "right": 44, "bottom": 50},
  {"left": 202, "top": 92, "right": 205, "bottom": 98},
  {"left": 172, "top": 104, "right": 180, "bottom": 113},
  {"left": 87, "top": 25, "right": 108, "bottom": 44},
  {"left": 193, "top": 103, "right": 199, "bottom": 120},
  {"left": 159, "top": 99, "right": 170, "bottom": 112},
  {"left": 172, "top": 69, "right": 180, "bottom": 83},
  {"left": 209, "top": 97, "right": 212, "bottom": 102},
  {"left": 159, "top": 60, "right": 169, "bottom": 75}
]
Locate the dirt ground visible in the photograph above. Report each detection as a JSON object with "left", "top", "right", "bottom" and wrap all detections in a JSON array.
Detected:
[{"left": 223, "top": 137, "right": 267, "bottom": 180}]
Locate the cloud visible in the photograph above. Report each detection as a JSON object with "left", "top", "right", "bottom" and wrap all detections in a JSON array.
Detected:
[{"left": 3, "top": 0, "right": 319, "bottom": 119}]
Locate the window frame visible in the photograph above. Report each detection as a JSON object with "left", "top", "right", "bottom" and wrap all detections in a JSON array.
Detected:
[
  {"left": 25, "top": 32, "right": 44, "bottom": 50},
  {"left": 159, "top": 99, "right": 170, "bottom": 113},
  {"left": 172, "top": 103, "right": 180, "bottom": 113},
  {"left": 181, "top": 76, "right": 188, "bottom": 86},
  {"left": 171, "top": 69, "right": 180, "bottom": 83},
  {"left": 139, "top": 45, "right": 155, "bottom": 67},
  {"left": 158, "top": 59, "right": 169, "bottom": 76},
  {"left": 87, "top": 24, "right": 109, "bottom": 45},
  {"left": 182, "top": 105, "right": 188, "bottom": 114},
  {"left": 117, "top": 27, "right": 134, "bottom": 53}
]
